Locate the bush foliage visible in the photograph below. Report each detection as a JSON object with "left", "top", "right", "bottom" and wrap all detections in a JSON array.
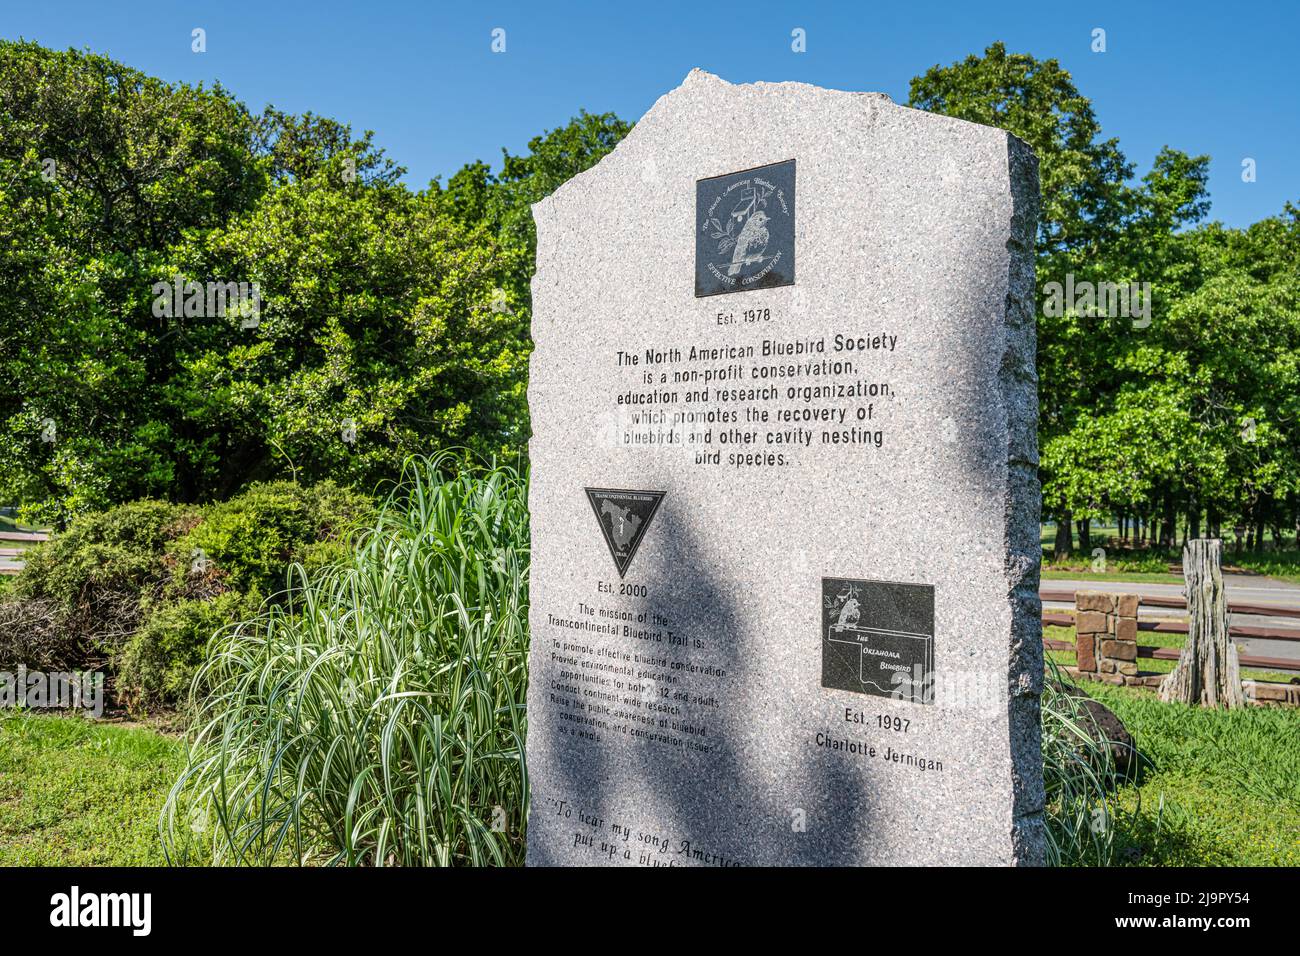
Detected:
[{"left": 1, "top": 480, "right": 372, "bottom": 712}]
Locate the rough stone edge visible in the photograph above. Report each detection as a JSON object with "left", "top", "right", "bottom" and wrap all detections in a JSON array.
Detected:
[
  {"left": 1001, "top": 132, "right": 1046, "bottom": 866},
  {"left": 532, "top": 68, "right": 1020, "bottom": 223}
]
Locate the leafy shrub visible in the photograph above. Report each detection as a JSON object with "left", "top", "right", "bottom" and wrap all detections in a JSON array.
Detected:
[
  {"left": 162, "top": 456, "right": 529, "bottom": 866},
  {"left": 167, "top": 481, "right": 373, "bottom": 599},
  {"left": 1041, "top": 547, "right": 1172, "bottom": 574},
  {"left": 1040, "top": 661, "right": 1156, "bottom": 865},
  {"left": 0, "top": 598, "right": 86, "bottom": 673},
  {"left": 115, "top": 594, "right": 257, "bottom": 714},
  {"left": 1111, "top": 552, "right": 1175, "bottom": 574},
  {"left": 3, "top": 501, "right": 188, "bottom": 685},
  {"left": 12, "top": 500, "right": 186, "bottom": 610},
  {"left": 1, "top": 481, "right": 372, "bottom": 713}
]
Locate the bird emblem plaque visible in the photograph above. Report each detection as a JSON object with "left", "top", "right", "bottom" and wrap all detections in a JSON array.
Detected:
[
  {"left": 584, "top": 487, "right": 666, "bottom": 578},
  {"left": 695, "top": 159, "right": 795, "bottom": 297},
  {"left": 821, "top": 577, "right": 935, "bottom": 705}
]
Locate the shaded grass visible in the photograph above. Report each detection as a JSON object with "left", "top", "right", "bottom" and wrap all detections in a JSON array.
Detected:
[
  {"left": 0, "top": 712, "right": 182, "bottom": 865},
  {"left": 0, "top": 514, "right": 50, "bottom": 544},
  {"left": 1231, "top": 550, "right": 1300, "bottom": 585},
  {"left": 1041, "top": 568, "right": 1183, "bottom": 584},
  {"left": 1039, "top": 523, "right": 1300, "bottom": 584}
]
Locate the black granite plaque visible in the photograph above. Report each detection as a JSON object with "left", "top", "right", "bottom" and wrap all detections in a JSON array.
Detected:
[
  {"left": 821, "top": 577, "right": 935, "bottom": 704},
  {"left": 585, "top": 488, "right": 665, "bottom": 578},
  {"left": 695, "top": 159, "right": 795, "bottom": 297}
]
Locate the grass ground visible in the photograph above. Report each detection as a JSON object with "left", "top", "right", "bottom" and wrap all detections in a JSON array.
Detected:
[
  {"left": 0, "top": 514, "right": 47, "bottom": 539},
  {"left": 0, "top": 712, "right": 182, "bottom": 865},
  {"left": 1233, "top": 550, "right": 1300, "bottom": 584},
  {"left": 1083, "top": 683, "right": 1300, "bottom": 866},
  {"left": 1041, "top": 568, "right": 1184, "bottom": 584},
  {"left": 1040, "top": 523, "right": 1300, "bottom": 584},
  {"left": 1, "top": 691, "right": 1295, "bottom": 866}
]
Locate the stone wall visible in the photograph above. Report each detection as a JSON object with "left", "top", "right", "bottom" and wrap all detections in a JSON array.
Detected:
[
  {"left": 1243, "top": 679, "right": 1300, "bottom": 707},
  {"left": 1070, "top": 591, "right": 1165, "bottom": 689}
]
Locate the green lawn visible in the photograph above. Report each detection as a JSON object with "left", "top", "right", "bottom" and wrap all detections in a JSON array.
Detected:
[
  {"left": 0, "top": 713, "right": 183, "bottom": 865},
  {"left": 1083, "top": 683, "right": 1300, "bottom": 866},
  {"left": 1041, "top": 568, "right": 1184, "bottom": 584},
  {"left": 0, "top": 514, "right": 47, "bottom": 537},
  {"left": 1233, "top": 551, "right": 1300, "bottom": 585},
  {"left": 2, "top": 693, "right": 1297, "bottom": 866},
  {"left": 1040, "top": 523, "right": 1300, "bottom": 584}
]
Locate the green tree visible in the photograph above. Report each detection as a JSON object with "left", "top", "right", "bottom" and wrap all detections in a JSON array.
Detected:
[
  {"left": 909, "top": 44, "right": 1242, "bottom": 556},
  {"left": 165, "top": 167, "right": 525, "bottom": 496},
  {"left": 0, "top": 41, "right": 267, "bottom": 521},
  {"left": 0, "top": 42, "right": 548, "bottom": 522}
]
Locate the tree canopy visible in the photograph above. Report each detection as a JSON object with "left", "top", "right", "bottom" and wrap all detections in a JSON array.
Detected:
[
  {"left": 4, "top": 39, "right": 1297, "bottom": 549},
  {"left": 0, "top": 41, "right": 624, "bottom": 523},
  {"left": 911, "top": 42, "right": 1300, "bottom": 552}
]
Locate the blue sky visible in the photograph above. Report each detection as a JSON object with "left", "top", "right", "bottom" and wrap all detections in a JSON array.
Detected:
[{"left": 3, "top": 0, "right": 1296, "bottom": 227}]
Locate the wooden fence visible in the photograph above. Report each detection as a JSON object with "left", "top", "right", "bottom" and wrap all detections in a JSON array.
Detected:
[
  {"left": 1040, "top": 587, "right": 1300, "bottom": 704},
  {"left": 0, "top": 530, "right": 47, "bottom": 575}
]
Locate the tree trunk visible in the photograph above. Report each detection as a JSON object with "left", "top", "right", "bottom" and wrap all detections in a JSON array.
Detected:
[
  {"left": 1077, "top": 517, "right": 1091, "bottom": 554},
  {"left": 1159, "top": 539, "right": 1244, "bottom": 708},
  {"left": 1054, "top": 511, "right": 1073, "bottom": 560}
]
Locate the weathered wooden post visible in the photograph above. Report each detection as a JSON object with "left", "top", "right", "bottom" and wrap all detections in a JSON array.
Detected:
[{"left": 1159, "top": 538, "right": 1244, "bottom": 708}]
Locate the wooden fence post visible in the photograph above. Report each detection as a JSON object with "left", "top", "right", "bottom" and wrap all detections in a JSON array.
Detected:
[{"left": 1159, "top": 538, "right": 1244, "bottom": 708}]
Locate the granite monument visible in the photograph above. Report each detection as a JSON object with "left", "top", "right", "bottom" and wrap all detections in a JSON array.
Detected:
[{"left": 525, "top": 70, "right": 1044, "bottom": 866}]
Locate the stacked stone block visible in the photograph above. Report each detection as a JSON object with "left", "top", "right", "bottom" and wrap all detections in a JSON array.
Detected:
[
  {"left": 1243, "top": 679, "right": 1300, "bottom": 706},
  {"left": 1073, "top": 591, "right": 1140, "bottom": 681}
]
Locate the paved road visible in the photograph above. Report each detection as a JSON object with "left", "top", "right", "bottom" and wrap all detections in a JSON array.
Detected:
[{"left": 1043, "top": 574, "right": 1300, "bottom": 664}]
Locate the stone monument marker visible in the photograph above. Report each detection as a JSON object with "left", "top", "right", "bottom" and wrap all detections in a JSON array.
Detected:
[{"left": 525, "top": 70, "right": 1044, "bottom": 866}]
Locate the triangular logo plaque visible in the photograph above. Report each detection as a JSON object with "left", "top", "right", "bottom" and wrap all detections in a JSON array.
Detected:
[{"left": 585, "top": 488, "right": 665, "bottom": 578}]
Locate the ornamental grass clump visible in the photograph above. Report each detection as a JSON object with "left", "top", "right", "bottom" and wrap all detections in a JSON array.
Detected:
[
  {"left": 161, "top": 456, "right": 529, "bottom": 866},
  {"left": 1039, "top": 660, "right": 1149, "bottom": 866}
]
